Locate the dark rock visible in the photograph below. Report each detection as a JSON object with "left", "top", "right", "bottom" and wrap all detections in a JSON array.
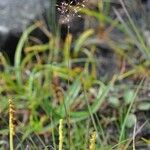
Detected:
[{"left": 0, "top": 0, "right": 50, "bottom": 61}]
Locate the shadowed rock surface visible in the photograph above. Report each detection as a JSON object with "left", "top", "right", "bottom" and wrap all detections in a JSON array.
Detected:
[{"left": 0, "top": 0, "right": 50, "bottom": 60}]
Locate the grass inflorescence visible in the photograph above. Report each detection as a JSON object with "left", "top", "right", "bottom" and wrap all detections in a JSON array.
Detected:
[{"left": 9, "top": 99, "right": 15, "bottom": 150}]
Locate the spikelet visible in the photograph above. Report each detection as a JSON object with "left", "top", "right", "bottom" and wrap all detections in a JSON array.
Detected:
[
  {"left": 9, "top": 99, "right": 15, "bottom": 135},
  {"left": 89, "top": 132, "right": 96, "bottom": 150},
  {"left": 59, "top": 119, "right": 64, "bottom": 150},
  {"left": 9, "top": 99, "right": 15, "bottom": 150}
]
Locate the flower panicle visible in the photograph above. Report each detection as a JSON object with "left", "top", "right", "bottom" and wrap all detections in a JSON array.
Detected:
[{"left": 57, "top": 0, "right": 87, "bottom": 25}]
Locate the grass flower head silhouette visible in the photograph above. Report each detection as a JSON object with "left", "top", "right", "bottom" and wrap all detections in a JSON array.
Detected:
[{"left": 57, "top": 0, "right": 87, "bottom": 28}]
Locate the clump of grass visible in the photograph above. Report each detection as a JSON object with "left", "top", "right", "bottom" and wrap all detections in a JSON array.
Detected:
[{"left": 0, "top": 0, "right": 150, "bottom": 149}]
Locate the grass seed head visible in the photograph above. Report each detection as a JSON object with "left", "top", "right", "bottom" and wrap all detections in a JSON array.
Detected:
[
  {"left": 59, "top": 119, "right": 64, "bottom": 150},
  {"left": 9, "top": 99, "right": 15, "bottom": 136},
  {"left": 89, "top": 131, "right": 96, "bottom": 150},
  {"left": 57, "top": 0, "right": 87, "bottom": 27}
]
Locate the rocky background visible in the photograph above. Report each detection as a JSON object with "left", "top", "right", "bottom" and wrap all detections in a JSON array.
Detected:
[{"left": 0, "top": 0, "right": 50, "bottom": 61}]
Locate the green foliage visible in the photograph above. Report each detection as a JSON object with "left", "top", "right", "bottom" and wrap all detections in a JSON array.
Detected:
[
  {"left": 125, "top": 113, "right": 137, "bottom": 128},
  {"left": 123, "top": 90, "right": 135, "bottom": 105},
  {"left": 138, "top": 102, "right": 150, "bottom": 111},
  {"left": 0, "top": 0, "right": 150, "bottom": 149},
  {"left": 108, "top": 97, "right": 120, "bottom": 108}
]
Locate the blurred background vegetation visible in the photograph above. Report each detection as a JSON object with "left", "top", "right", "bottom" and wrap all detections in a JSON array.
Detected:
[{"left": 0, "top": 0, "right": 150, "bottom": 149}]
